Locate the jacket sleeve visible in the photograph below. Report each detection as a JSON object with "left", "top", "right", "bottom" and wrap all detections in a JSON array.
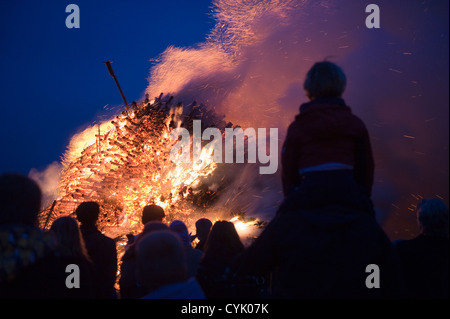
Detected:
[
  {"left": 281, "top": 122, "right": 301, "bottom": 196},
  {"left": 353, "top": 124, "right": 375, "bottom": 195}
]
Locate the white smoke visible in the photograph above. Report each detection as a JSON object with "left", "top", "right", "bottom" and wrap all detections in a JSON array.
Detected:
[{"left": 28, "top": 161, "right": 63, "bottom": 210}]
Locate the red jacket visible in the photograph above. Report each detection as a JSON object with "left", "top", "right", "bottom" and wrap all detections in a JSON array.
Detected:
[{"left": 281, "top": 98, "right": 374, "bottom": 196}]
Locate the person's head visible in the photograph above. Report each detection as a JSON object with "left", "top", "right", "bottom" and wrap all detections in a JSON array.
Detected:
[
  {"left": 136, "top": 230, "right": 187, "bottom": 293},
  {"left": 142, "top": 205, "right": 165, "bottom": 225},
  {"left": 303, "top": 61, "right": 347, "bottom": 100},
  {"left": 203, "top": 220, "right": 244, "bottom": 262},
  {"left": 0, "top": 173, "right": 42, "bottom": 226},
  {"left": 169, "top": 220, "right": 191, "bottom": 247},
  {"left": 195, "top": 218, "right": 212, "bottom": 241},
  {"left": 49, "top": 216, "right": 89, "bottom": 259},
  {"left": 131, "top": 221, "right": 169, "bottom": 251},
  {"left": 416, "top": 198, "right": 449, "bottom": 238},
  {"left": 75, "top": 201, "right": 100, "bottom": 226}
]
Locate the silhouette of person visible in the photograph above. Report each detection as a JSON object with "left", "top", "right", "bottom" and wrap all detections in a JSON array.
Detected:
[
  {"left": 236, "top": 62, "right": 404, "bottom": 299},
  {"left": 136, "top": 230, "right": 205, "bottom": 299},
  {"left": 142, "top": 204, "right": 165, "bottom": 225},
  {"left": 281, "top": 61, "right": 374, "bottom": 205},
  {"left": 192, "top": 218, "right": 212, "bottom": 251},
  {"left": 0, "top": 174, "right": 71, "bottom": 298},
  {"left": 196, "top": 220, "right": 245, "bottom": 298},
  {"left": 119, "top": 221, "right": 168, "bottom": 299},
  {"left": 125, "top": 204, "right": 165, "bottom": 246},
  {"left": 169, "top": 220, "right": 203, "bottom": 279},
  {"left": 49, "top": 216, "right": 97, "bottom": 298},
  {"left": 75, "top": 201, "right": 117, "bottom": 298},
  {"left": 394, "top": 198, "right": 449, "bottom": 299}
]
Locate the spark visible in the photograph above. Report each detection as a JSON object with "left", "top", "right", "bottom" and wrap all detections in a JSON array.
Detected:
[{"left": 388, "top": 68, "right": 403, "bottom": 74}]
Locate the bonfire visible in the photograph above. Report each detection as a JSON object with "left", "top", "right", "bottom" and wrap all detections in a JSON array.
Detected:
[{"left": 38, "top": 94, "right": 264, "bottom": 248}]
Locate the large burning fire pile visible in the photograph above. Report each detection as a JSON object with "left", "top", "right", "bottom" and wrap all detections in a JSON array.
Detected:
[{"left": 39, "top": 94, "right": 263, "bottom": 241}]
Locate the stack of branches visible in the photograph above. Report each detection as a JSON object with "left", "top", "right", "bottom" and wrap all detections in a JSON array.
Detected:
[{"left": 38, "top": 94, "right": 233, "bottom": 232}]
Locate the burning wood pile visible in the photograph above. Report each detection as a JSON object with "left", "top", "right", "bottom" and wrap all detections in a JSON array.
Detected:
[{"left": 38, "top": 94, "right": 242, "bottom": 237}]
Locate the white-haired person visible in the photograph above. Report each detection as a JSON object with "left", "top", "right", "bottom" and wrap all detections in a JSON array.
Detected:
[{"left": 394, "top": 198, "right": 449, "bottom": 299}]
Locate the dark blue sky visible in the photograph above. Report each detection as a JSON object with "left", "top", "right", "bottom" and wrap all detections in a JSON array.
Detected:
[{"left": 0, "top": 0, "right": 214, "bottom": 175}]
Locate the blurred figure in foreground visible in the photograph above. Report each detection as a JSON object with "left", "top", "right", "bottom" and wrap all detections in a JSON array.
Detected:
[
  {"left": 394, "top": 198, "right": 449, "bottom": 299},
  {"left": 119, "top": 221, "right": 168, "bottom": 299},
  {"left": 49, "top": 216, "right": 96, "bottom": 298},
  {"left": 0, "top": 174, "right": 64, "bottom": 298},
  {"left": 136, "top": 230, "right": 205, "bottom": 299}
]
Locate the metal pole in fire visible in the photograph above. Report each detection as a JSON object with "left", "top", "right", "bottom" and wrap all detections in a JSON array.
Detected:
[{"left": 103, "top": 60, "right": 129, "bottom": 110}]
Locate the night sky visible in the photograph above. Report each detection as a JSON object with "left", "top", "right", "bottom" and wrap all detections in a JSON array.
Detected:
[{"left": 0, "top": 0, "right": 214, "bottom": 175}]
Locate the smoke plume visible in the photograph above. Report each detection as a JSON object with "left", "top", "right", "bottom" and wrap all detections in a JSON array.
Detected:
[{"left": 28, "top": 161, "right": 63, "bottom": 210}]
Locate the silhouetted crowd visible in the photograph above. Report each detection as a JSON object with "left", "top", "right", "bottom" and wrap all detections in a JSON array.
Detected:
[{"left": 1, "top": 61, "right": 448, "bottom": 299}]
